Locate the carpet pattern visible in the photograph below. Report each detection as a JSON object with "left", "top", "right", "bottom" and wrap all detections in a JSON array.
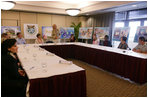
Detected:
[{"left": 67, "top": 59, "right": 147, "bottom": 97}]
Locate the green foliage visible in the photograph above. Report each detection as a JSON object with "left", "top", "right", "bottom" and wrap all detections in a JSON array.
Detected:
[{"left": 70, "top": 22, "right": 82, "bottom": 41}]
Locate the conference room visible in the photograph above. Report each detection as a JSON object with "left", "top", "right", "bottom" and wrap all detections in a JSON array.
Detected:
[{"left": 1, "top": 1, "right": 147, "bottom": 97}]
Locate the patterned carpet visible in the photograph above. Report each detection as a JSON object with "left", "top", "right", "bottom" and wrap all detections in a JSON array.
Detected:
[{"left": 67, "top": 59, "right": 147, "bottom": 97}]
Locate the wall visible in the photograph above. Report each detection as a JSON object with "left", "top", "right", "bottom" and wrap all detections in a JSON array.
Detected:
[
  {"left": 1, "top": 10, "right": 81, "bottom": 43},
  {"left": 78, "top": 16, "right": 87, "bottom": 27},
  {"left": 1, "top": 10, "right": 139, "bottom": 49}
]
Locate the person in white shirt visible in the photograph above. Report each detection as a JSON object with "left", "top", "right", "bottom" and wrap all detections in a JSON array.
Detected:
[
  {"left": 16, "top": 33, "right": 26, "bottom": 44},
  {"left": 133, "top": 36, "right": 147, "bottom": 54},
  {"left": 35, "top": 34, "right": 44, "bottom": 44}
]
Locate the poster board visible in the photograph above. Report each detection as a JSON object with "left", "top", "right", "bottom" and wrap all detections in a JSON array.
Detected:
[
  {"left": 78, "top": 27, "right": 93, "bottom": 39},
  {"left": 1, "top": 26, "right": 21, "bottom": 38},
  {"left": 113, "top": 27, "right": 130, "bottom": 41},
  {"left": 24, "top": 24, "right": 38, "bottom": 39},
  {"left": 134, "top": 26, "right": 147, "bottom": 42},
  {"left": 60, "top": 27, "right": 74, "bottom": 39},
  {"left": 42, "top": 26, "right": 53, "bottom": 39},
  {"left": 94, "top": 27, "right": 110, "bottom": 40}
]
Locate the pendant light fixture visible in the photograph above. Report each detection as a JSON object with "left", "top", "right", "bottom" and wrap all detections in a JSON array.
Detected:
[
  {"left": 65, "top": 8, "right": 81, "bottom": 16},
  {"left": 1, "top": 1, "right": 16, "bottom": 10}
]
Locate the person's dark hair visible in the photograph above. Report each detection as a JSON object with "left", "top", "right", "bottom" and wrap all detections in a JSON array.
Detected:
[
  {"left": 17, "top": 32, "right": 21, "bottom": 36},
  {"left": 70, "top": 34, "right": 75, "bottom": 42},
  {"left": 105, "top": 35, "right": 109, "bottom": 39},
  {"left": 70, "top": 34, "right": 74, "bottom": 38},
  {"left": 93, "top": 34, "right": 97, "bottom": 37},
  {"left": 139, "top": 36, "right": 145, "bottom": 42},
  {"left": 36, "top": 34, "right": 41, "bottom": 38},
  {"left": 121, "top": 36, "right": 127, "bottom": 42},
  {"left": 1, "top": 39, "right": 16, "bottom": 55},
  {"left": 1, "top": 33, "right": 8, "bottom": 37}
]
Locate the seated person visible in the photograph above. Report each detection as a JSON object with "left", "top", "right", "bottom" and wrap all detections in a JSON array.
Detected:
[
  {"left": 70, "top": 34, "right": 76, "bottom": 42},
  {"left": 16, "top": 32, "right": 26, "bottom": 44},
  {"left": 1, "top": 33, "right": 9, "bottom": 43},
  {"left": 132, "top": 36, "right": 147, "bottom": 54},
  {"left": 1, "top": 39, "right": 28, "bottom": 97},
  {"left": 46, "top": 40, "right": 54, "bottom": 43},
  {"left": 118, "top": 36, "right": 128, "bottom": 49},
  {"left": 92, "top": 34, "right": 100, "bottom": 45},
  {"left": 35, "top": 34, "right": 44, "bottom": 44},
  {"left": 102, "top": 35, "right": 112, "bottom": 47}
]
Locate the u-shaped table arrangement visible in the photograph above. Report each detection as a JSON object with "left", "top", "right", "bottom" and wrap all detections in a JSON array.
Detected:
[{"left": 17, "top": 42, "right": 147, "bottom": 97}]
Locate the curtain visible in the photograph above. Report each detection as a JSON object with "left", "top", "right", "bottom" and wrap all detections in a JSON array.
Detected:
[{"left": 86, "top": 12, "right": 115, "bottom": 44}]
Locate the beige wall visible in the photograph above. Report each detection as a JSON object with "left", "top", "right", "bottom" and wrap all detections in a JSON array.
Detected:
[
  {"left": 1, "top": 10, "right": 81, "bottom": 33},
  {"left": 1, "top": 11, "right": 20, "bottom": 26},
  {"left": 79, "top": 16, "right": 87, "bottom": 27},
  {"left": 1, "top": 10, "right": 82, "bottom": 43}
]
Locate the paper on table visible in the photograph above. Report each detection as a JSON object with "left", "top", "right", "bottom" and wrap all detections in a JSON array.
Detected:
[{"left": 59, "top": 60, "right": 73, "bottom": 65}]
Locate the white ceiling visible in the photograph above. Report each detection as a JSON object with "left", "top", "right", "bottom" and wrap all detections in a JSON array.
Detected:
[
  {"left": 11, "top": 1, "right": 147, "bottom": 16},
  {"left": 15, "top": 1, "right": 101, "bottom": 9},
  {"left": 86, "top": 1, "right": 147, "bottom": 15}
]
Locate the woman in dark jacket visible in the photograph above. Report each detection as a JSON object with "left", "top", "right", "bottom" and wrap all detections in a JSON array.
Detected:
[
  {"left": 1, "top": 39, "right": 28, "bottom": 97},
  {"left": 118, "top": 36, "right": 128, "bottom": 49},
  {"left": 102, "top": 35, "right": 112, "bottom": 47},
  {"left": 70, "top": 34, "right": 76, "bottom": 42}
]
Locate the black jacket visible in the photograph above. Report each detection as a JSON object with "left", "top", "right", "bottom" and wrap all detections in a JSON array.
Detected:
[{"left": 1, "top": 53, "right": 27, "bottom": 97}]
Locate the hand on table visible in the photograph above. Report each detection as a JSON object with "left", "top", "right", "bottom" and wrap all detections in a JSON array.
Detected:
[
  {"left": 133, "top": 49, "right": 141, "bottom": 53},
  {"left": 18, "top": 62, "right": 21, "bottom": 66}
]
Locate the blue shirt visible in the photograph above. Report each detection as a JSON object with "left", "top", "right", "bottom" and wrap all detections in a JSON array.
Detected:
[{"left": 16, "top": 38, "right": 26, "bottom": 44}]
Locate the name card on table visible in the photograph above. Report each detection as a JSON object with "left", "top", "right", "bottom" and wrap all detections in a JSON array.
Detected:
[{"left": 59, "top": 60, "right": 73, "bottom": 65}]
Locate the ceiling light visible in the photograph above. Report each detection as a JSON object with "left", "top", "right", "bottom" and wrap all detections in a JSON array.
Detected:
[
  {"left": 1, "top": 1, "right": 16, "bottom": 10},
  {"left": 65, "top": 8, "right": 81, "bottom": 16}
]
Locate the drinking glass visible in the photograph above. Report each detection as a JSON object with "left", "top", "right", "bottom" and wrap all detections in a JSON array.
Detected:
[
  {"left": 33, "top": 54, "right": 37, "bottom": 61},
  {"left": 42, "top": 62, "right": 47, "bottom": 73}
]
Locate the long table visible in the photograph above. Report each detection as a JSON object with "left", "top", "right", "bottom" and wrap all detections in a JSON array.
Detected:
[
  {"left": 17, "top": 44, "right": 86, "bottom": 97},
  {"left": 40, "top": 42, "right": 147, "bottom": 84}
]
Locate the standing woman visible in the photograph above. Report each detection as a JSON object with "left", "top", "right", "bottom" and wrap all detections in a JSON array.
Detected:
[
  {"left": 1, "top": 39, "right": 28, "bottom": 97},
  {"left": 52, "top": 24, "right": 60, "bottom": 43},
  {"left": 92, "top": 34, "right": 100, "bottom": 45},
  {"left": 35, "top": 34, "right": 44, "bottom": 44}
]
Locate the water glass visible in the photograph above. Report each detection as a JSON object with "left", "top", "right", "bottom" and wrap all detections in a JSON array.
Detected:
[{"left": 42, "top": 62, "right": 47, "bottom": 68}]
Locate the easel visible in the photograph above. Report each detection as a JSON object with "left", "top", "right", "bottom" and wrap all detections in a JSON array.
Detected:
[
  {"left": 85, "top": 39, "right": 88, "bottom": 44},
  {"left": 63, "top": 38, "right": 66, "bottom": 43}
]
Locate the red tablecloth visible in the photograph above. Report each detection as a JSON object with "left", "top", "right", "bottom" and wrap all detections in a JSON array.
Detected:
[{"left": 29, "top": 70, "right": 86, "bottom": 97}]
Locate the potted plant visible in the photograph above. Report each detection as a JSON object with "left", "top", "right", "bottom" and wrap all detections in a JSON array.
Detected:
[{"left": 70, "top": 22, "right": 81, "bottom": 41}]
